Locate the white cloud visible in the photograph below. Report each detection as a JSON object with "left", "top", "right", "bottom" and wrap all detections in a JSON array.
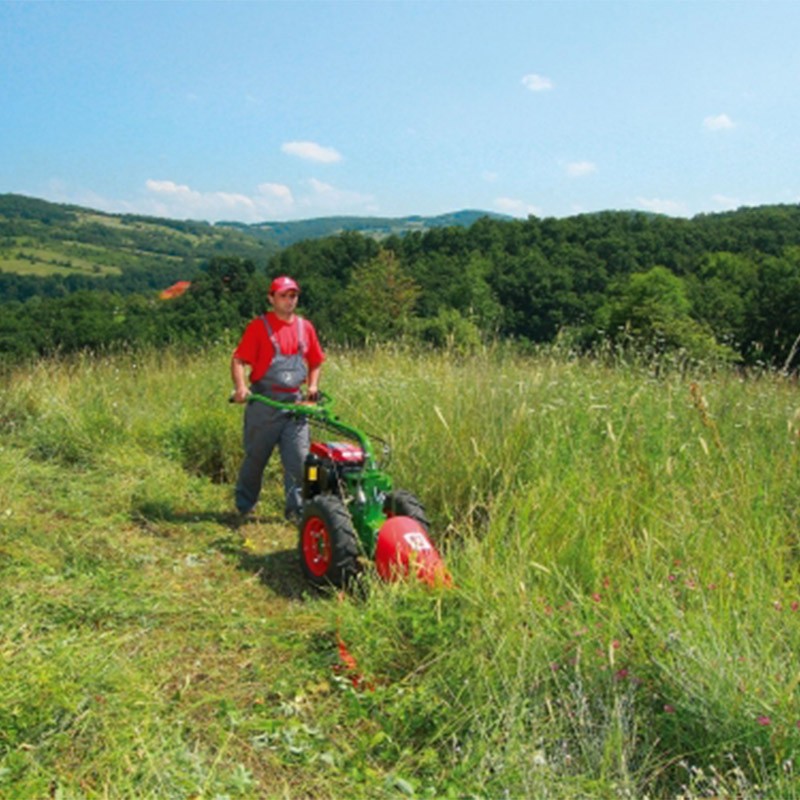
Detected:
[
  {"left": 142, "top": 177, "right": 377, "bottom": 221},
  {"left": 711, "top": 193, "right": 741, "bottom": 210},
  {"left": 281, "top": 140, "right": 343, "bottom": 163},
  {"left": 494, "top": 197, "right": 542, "bottom": 218},
  {"left": 703, "top": 113, "right": 736, "bottom": 131},
  {"left": 521, "top": 73, "right": 554, "bottom": 92},
  {"left": 145, "top": 180, "right": 184, "bottom": 197},
  {"left": 41, "top": 175, "right": 378, "bottom": 223},
  {"left": 257, "top": 182, "right": 294, "bottom": 205},
  {"left": 145, "top": 179, "right": 258, "bottom": 216},
  {"left": 636, "top": 197, "right": 688, "bottom": 217},
  {"left": 46, "top": 179, "right": 120, "bottom": 214},
  {"left": 302, "top": 178, "right": 377, "bottom": 213},
  {"left": 566, "top": 161, "right": 597, "bottom": 178},
  {"left": 482, "top": 170, "right": 500, "bottom": 183}
]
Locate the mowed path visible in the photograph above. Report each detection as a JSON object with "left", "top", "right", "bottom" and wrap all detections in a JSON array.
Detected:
[{"left": 2, "top": 449, "right": 344, "bottom": 794}]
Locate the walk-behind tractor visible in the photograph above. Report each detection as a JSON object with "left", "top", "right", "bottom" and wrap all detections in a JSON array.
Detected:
[{"left": 248, "top": 392, "right": 449, "bottom": 589}]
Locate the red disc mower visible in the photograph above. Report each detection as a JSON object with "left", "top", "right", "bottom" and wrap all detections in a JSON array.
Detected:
[{"left": 247, "top": 392, "right": 449, "bottom": 589}]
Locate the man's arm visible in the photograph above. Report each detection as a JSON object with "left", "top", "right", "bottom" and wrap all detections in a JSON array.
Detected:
[
  {"left": 306, "top": 364, "right": 322, "bottom": 401},
  {"left": 231, "top": 356, "right": 251, "bottom": 404}
]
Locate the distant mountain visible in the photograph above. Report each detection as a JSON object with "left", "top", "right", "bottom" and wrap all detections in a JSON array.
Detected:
[
  {"left": 0, "top": 194, "right": 511, "bottom": 304},
  {"left": 0, "top": 194, "right": 509, "bottom": 282},
  {"left": 0, "top": 193, "right": 278, "bottom": 286},
  {"left": 218, "top": 209, "right": 512, "bottom": 248}
]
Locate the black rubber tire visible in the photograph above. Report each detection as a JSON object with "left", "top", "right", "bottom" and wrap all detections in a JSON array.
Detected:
[
  {"left": 299, "top": 495, "right": 361, "bottom": 588},
  {"left": 383, "top": 489, "right": 431, "bottom": 534}
]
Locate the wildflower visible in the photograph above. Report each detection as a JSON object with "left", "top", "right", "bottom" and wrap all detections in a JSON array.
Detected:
[
  {"left": 591, "top": 593, "right": 602, "bottom": 603},
  {"left": 757, "top": 715, "right": 771, "bottom": 726},
  {"left": 664, "top": 704, "right": 676, "bottom": 714},
  {"left": 792, "top": 602, "right": 799, "bottom": 612},
  {"left": 615, "top": 668, "right": 629, "bottom": 680}
]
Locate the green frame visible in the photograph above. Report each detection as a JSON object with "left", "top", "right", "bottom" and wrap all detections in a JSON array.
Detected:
[{"left": 248, "top": 392, "right": 393, "bottom": 557}]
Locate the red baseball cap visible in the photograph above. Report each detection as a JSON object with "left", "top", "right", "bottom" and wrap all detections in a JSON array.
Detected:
[{"left": 269, "top": 275, "right": 300, "bottom": 295}]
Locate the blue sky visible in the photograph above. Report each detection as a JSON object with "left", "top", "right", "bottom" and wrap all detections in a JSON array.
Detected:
[{"left": 2, "top": 0, "right": 799, "bottom": 223}]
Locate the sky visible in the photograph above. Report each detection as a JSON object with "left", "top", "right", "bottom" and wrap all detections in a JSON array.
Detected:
[{"left": 2, "top": 0, "right": 799, "bottom": 224}]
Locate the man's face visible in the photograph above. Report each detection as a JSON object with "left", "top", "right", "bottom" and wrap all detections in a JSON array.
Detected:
[{"left": 270, "top": 289, "right": 299, "bottom": 315}]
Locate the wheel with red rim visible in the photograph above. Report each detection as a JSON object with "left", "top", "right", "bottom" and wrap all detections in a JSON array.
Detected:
[
  {"left": 299, "top": 495, "right": 360, "bottom": 588},
  {"left": 383, "top": 489, "right": 431, "bottom": 534}
]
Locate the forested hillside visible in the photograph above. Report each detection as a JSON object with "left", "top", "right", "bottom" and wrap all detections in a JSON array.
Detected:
[
  {"left": 0, "top": 195, "right": 501, "bottom": 300},
  {"left": 2, "top": 194, "right": 800, "bottom": 370},
  {"left": 265, "top": 203, "right": 800, "bottom": 368},
  {"left": 0, "top": 194, "right": 278, "bottom": 302},
  {"left": 219, "top": 209, "right": 511, "bottom": 248}
]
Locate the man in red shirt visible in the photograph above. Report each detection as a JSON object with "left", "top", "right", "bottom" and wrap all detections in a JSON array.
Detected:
[{"left": 231, "top": 275, "right": 325, "bottom": 520}]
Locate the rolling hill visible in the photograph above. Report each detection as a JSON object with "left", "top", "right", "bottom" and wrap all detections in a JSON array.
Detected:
[
  {"left": 0, "top": 194, "right": 278, "bottom": 286},
  {"left": 0, "top": 194, "right": 507, "bottom": 288},
  {"left": 218, "top": 209, "right": 512, "bottom": 248}
]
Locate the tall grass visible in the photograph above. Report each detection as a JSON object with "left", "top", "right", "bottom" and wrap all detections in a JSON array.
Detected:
[
  {"left": 330, "top": 345, "right": 800, "bottom": 797},
  {"left": 1, "top": 342, "right": 799, "bottom": 797}
]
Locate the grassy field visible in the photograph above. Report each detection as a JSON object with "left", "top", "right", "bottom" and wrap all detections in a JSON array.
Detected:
[
  {"left": 0, "top": 243, "right": 122, "bottom": 278},
  {"left": 1, "top": 344, "right": 799, "bottom": 799}
]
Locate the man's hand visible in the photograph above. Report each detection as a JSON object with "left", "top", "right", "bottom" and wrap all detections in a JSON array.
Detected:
[
  {"left": 230, "top": 357, "right": 251, "bottom": 404},
  {"left": 232, "top": 386, "right": 251, "bottom": 404}
]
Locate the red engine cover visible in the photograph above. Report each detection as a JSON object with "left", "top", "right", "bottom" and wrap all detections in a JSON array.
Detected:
[{"left": 310, "top": 441, "right": 365, "bottom": 464}]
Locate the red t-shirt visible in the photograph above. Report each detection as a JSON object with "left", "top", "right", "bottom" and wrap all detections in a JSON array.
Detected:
[{"left": 233, "top": 312, "right": 325, "bottom": 384}]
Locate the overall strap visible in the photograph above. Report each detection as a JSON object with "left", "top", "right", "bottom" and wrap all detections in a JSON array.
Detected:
[
  {"left": 262, "top": 314, "right": 306, "bottom": 357},
  {"left": 295, "top": 316, "right": 307, "bottom": 356},
  {"left": 261, "top": 315, "right": 282, "bottom": 355}
]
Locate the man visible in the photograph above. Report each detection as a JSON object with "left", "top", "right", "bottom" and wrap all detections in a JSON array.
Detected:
[{"left": 230, "top": 275, "right": 325, "bottom": 521}]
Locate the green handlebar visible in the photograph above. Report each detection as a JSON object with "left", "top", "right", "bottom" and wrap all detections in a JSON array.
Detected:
[{"left": 246, "top": 391, "right": 379, "bottom": 467}]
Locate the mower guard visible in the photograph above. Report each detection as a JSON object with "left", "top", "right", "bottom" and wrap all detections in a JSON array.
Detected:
[{"left": 374, "top": 515, "right": 451, "bottom": 587}]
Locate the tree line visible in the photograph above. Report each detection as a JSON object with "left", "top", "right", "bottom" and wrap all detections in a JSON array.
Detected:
[
  {"left": 2, "top": 204, "right": 800, "bottom": 369},
  {"left": 269, "top": 206, "right": 800, "bottom": 367}
]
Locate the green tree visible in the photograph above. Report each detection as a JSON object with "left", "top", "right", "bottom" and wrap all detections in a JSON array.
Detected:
[
  {"left": 338, "top": 250, "right": 420, "bottom": 344},
  {"left": 687, "top": 252, "right": 759, "bottom": 351},
  {"left": 752, "top": 247, "right": 800, "bottom": 367},
  {"left": 412, "top": 307, "right": 482, "bottom": 353},
  {"left": 597, "top": 266, "right": 733, "bottom": 362}
]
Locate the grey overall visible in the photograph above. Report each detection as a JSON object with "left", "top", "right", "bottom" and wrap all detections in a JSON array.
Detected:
[{"left": 235, "top": 315, "right": 309, "bottom": 518}]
